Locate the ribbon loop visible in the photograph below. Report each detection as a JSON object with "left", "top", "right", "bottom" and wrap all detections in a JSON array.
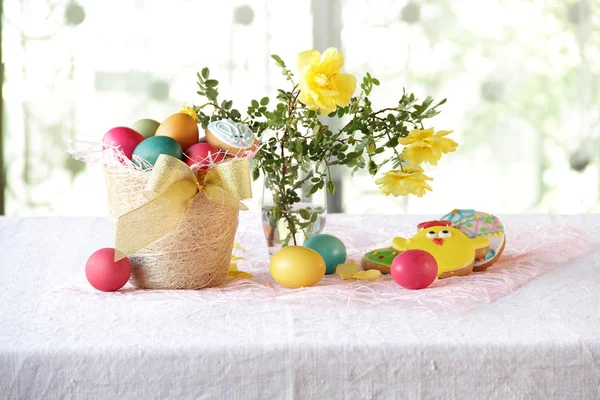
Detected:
[{"left": 144, "top": 155, "right": 197, "bottom": 200}]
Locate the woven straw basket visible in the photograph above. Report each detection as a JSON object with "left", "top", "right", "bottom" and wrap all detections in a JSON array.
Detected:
[{"left": 104, "top": 167, "right": 239, "bottom": 289}]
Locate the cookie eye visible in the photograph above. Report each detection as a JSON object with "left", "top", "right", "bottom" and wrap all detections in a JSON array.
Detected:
[
  {"left": 438, "top": 230, "right": 452, "bottom": 238},
  {"left": 426, "top": 231, "right": 436, "bottom": 239}
]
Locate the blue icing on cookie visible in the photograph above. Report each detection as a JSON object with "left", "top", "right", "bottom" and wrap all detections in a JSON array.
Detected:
[
  {"left": 440, "top": 209, "right": 475, "bottom": 224},
  {"left": 484, "top": 249, "right": 496, "bottom": 261}
]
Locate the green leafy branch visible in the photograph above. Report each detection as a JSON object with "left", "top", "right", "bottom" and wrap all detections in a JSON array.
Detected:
[{"left": 191, "top": 55, "right": 445, "bottom": 245}]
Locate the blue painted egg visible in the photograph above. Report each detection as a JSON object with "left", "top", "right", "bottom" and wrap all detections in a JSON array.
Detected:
[
  {"left": 303, "top": 234, "right": 347, "bottom": 275},
  {"left": 132, "top": 136, "right": 183, "bottom": 169}
]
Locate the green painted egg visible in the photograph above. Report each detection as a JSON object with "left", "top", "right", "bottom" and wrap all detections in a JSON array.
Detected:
[
  {"left": 132, "top": 136, "right": 183, "bottom": 170},
  {"left": 303, "top": 234, "right": 347, "bottom": 275},
  {"left": 131, "top": 118, "right": 160, "bottom": 139}
]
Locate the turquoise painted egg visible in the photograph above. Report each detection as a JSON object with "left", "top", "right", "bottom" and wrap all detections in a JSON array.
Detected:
[
  {"left": 303, "top": 234, "right": 347, "bottom": 275},
  {"left": 131, "top": 118, "right": 160, "bottom": 139},
  {"left": 132, "top": 136, "right": 183, "bottom": 169}
]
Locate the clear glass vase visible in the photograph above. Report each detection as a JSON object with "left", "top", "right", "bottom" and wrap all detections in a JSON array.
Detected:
[{"left": 261, "top": 162, "right": 327, "bottom": 255}]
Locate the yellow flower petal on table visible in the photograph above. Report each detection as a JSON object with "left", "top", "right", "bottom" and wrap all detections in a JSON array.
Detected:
[
  {"left": 179, "top": 106, "right": 198, "bottom": 122},
  {"left": 228, "top": 263, "right": 253, "bottom": 279},
  {"left": 296, "top": 47, "right": 357, "bottom": 115},
  {"left": 228, "top": 271, "right": 254, "bottom": 279},
  {"left": 352, "top": 270, "right": 381, "bottom": 280},
  {"left": 232, "top": 241, "right": 246, "bottom": 251},
  {"left": 336, "top": 261, "right": 360, "bottom": 276},
  {"left": 398, "top": 128, "right": 458, "bottom": 165},
  {"left": 375, "top": 166, "right": 433, "bottom": 198},
  {"left": 228, "top": 244, "right": 252, "bottom": 279}
]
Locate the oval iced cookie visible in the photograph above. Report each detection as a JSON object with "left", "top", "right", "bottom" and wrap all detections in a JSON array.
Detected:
[
  {"left": 440, "top": 209, "right": 506, "bottom": 271},
  {"left": 360, "top": 247, "right": 398, "bottom": 274},
  {"left": 205, "top": 119, "right": 259, "bottom": 157}
]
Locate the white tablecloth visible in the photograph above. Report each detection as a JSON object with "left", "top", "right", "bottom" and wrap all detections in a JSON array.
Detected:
[{"left": 1, "top": 214, "right": 599, "bottom": 400}]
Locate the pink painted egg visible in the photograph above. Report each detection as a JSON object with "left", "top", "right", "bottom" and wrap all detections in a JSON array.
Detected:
[
  {"left": 102, "top": 127, "right": 144, "bottom": 159},
  {"left": 185, "top": 142, "right": 225, "bottom": 169},
  {"left": 85, "top": 248, "right": 131, "bottom": 292},
  {"left": 391, "top": 249, "right": 438, "bottom": 290}
]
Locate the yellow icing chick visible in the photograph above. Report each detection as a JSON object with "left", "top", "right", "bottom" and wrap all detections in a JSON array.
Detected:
[{"left": 392, "top": 220, "right": 490, "bottom": 279}]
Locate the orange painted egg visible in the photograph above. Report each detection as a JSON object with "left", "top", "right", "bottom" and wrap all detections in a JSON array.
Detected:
[{"left": 155, "top": 113, "right": 199, "bottom": 151}]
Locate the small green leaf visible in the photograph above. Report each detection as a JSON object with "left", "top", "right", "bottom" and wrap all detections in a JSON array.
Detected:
[
  {"left": 230, "top": 109, "right": 241, "bottom": 120},
  {"left": 433, "top": 98, "right": 447, "bottom": 107},
  {"left": 310, "top": 212, "right": 318, "bottom": 223},
  {"left": 205, "top": 79, "right": 219, "bottom": 88},
  {"left": 201, "top": 67, "right": 210, "bottom": 79},
  {"left": 260, "top": 97, "right": 270, "bottom": 106},
  {"left": 251, "top": 99, "right": 259, "bottom": 108},
  {"left": 367, "top": 141, "right": 376, "bottom": 154},
  {"left": 271, "top": 54, "right": 285, "bottom": 67},
  {"left": 327, "top": 181, "right": 336, "bottom": 195},
  {"left": 252, "top": 167, "right": 260, "bottom": 181},
  {"left": 368, "top": 160, "right": 378, "bottom": 175},
  {"left": 206, "top": 88, "right": 218, "bottom": 101},
  {"left": 299, "top": 208, "right": 311, "bottom": 220}
]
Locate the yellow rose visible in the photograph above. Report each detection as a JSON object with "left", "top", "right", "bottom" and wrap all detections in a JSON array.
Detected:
[
  {"left": 398, "top": 128, "right": 458, "bottom": 165},
  {"left": 375, "top": 166, "right": 433, "bottom": 197},
  {"left": 297, "top": 48, "right": 357, "bottom": 115}
]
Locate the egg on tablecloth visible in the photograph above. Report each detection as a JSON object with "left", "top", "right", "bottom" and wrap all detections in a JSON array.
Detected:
[
  {"left": 156, "top": 112, "right": 199, "bottom": 151},
  {"left": 85, "top": 248, "right": 131, "bottom": 292},
  {"left": 270, "top": 246, "right": 326, "bottom": 288},
  {"left": 303, "top": 234, "right": 347, "bottom": 275},
  {"left": 390, "top": 249, "right": 438, "bottom": 290}
]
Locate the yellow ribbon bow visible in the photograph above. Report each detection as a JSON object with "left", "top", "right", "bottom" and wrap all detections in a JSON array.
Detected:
[{"left": 114, "top": 155, "right": 251, "bottom": 260}]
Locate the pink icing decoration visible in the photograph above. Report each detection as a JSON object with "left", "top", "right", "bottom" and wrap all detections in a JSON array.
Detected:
[{"left": 457, "top": 216, "right": 502, "bottom": 237}]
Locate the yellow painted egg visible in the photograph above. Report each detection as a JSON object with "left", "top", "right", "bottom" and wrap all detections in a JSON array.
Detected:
[
  {"left": 270, "top": 246, "right": 326, "bottom": 288},
  {"left": 155, "top": 112, "right": 199, "bottom": 151}
]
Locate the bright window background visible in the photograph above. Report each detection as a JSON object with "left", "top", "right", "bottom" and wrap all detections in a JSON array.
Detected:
[{"left": 2, "top": 0, "right": 599, "bottom": 215}]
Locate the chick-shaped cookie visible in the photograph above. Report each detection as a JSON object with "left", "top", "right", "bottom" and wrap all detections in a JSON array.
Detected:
[{"left": 392, "top": 220, "right": 490, "bottom": 279}]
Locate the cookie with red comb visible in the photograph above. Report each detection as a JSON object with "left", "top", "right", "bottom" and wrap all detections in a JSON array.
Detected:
[{"left": 391, "top": 220, "right": 490, "bottom": 279}]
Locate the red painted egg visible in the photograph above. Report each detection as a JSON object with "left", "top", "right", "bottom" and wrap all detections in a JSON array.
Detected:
[
  {"left": 102, "top": 127, "right": 144, "bottom": 159},
  {"left": 85, "top": 248, "right": 131, "bottom": 292},
  {"left": 391, "top": 249, "right": 438, "bottom": 290},
  {"left": 185, "top": 142, "right": 225, "bottom": 169}
]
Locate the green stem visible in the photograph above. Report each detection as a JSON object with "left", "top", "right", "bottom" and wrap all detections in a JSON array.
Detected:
[
  {"left": 278, "top": 86, "right": 300, "bottom": 246},
  {"left": 324, "top": 159, "right": 332, "bottom": 183},
  {"left": 195, "top": 102, "right": 222, "bottom": 111}
]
